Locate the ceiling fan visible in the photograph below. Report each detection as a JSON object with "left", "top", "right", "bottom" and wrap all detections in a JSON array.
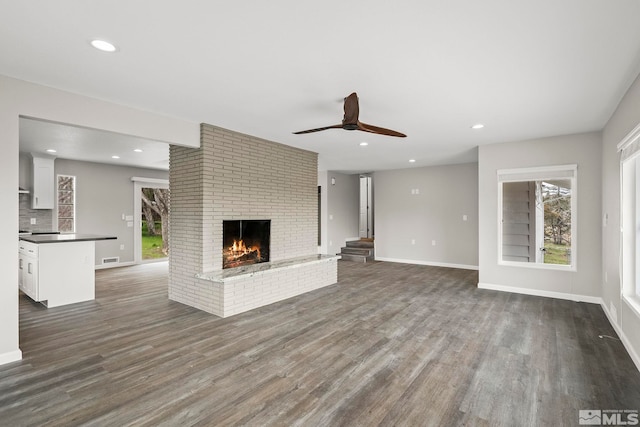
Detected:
[{"left": 293, "top": 92, "right": 406, "bottom": 138}]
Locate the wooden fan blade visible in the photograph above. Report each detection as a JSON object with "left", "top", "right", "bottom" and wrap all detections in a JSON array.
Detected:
[
  {"left": 357, "top": 121, "right": 406, "bottom": 138},
  {"left": 293, "top": 124, "right": 342, "bottom": 135},
  {"left": 342, "top": 92, "right": 360, "bottom": 125}
]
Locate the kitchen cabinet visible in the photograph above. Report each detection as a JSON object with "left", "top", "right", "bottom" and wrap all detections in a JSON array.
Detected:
[
  {"left": 18, "top": 234, "right": 116, "bottom": 308},
  {"left": 31, "top": 154, "right": 55, "bottom": 209},
  {"left": 18, "top": 242, "right": 39, "bottom": 301}
]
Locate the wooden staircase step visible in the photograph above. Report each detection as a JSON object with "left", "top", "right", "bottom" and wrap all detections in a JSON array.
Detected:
[
  {"left": 345, "top": 240, "right": 374, "bottom": 249},
  {"left": 340, "top": 247, "right": 373, "bottom": 256},
  {"left": 339, "top": 239, "right": 375, "bottom": 263},
  {"left": 339, "top": 253, "right": 371, "bottom": 263}
]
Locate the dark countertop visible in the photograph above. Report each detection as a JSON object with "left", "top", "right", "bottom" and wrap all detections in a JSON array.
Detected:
[{"left": 19, "top": 234, "right": 117, "bottom": 244}]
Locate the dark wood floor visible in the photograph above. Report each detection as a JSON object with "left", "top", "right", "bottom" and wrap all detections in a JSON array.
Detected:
[{"left": 1, "top": 261, "right": 639, "bottom": 426}]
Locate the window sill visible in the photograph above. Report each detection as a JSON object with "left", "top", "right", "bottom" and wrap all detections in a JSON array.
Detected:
[
  {"left": 623, "top": 294, "right": 640, "bottom": 320},
  {"left": 498, "top": 260, "right": 576, "bottom": 272}
]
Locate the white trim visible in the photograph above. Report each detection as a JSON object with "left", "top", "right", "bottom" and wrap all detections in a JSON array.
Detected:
[
  {"left": 619, "top": 124, "right": 640, "bottom": 373},
  {"left": 617, "top": 121, "right": 640, "bottom": 152},
  {"left": 375, "top": 257, "right": 478, "bottom": 271},
  {"left": 497, "top": 260, "right": 575, "bottom": 271},
  {"left": 477, "top": 282, "right": 601, "bottom": 304},
  {"left": 131, "top": 176, "right": 169, "bottom": 185},
  {"left": 0, "top": 349, "right": 22, "bottom": 366},
  {"left": 601, "top": 299, "right": 640, "bottom": 373},
  {"left": 94, "top": 261, "right": 136, "bottom": 270},
  {"left": 139, "top": 258, "right": 168, "bottom": 265},
  {"left": 497, "top": 164, "right": 578, "bottom": 181},
  {"left": 623, "top": 294, "right": 640, "bottom": 319}
]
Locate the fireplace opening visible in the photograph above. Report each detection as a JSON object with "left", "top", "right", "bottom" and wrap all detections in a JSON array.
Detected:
[{"left": 222, "top": 220, "right": 270, "bottom": 269}]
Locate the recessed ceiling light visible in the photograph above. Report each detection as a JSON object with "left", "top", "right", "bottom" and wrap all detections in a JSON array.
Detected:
[
  {"left": 471, "top": 123, "right": 485, "bottom": 129},
  {"left": 46, "top": 149, "right": 57, "bottom": 153},
  {"left": 111, "top": 155, "right": 120, "bottom": 159},
  {"left": 90, "top": 39, "right": 117, "bottom": 52},
  {"left": 409, "top": 159, "right": 416, "bottom": 163},
  {"left": 359, "top": 142, "right": 368, "bottom": 146},
  {"left": 133, "top": 148, "right": 143, "bottom": 153}
]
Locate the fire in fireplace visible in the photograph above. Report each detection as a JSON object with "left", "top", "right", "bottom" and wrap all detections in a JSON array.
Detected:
[{"left": 222, "top": 220, "right": 270, "bottom": 269}]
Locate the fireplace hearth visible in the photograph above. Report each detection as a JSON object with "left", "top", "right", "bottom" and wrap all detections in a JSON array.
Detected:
[{"left": 223, "top": 220, "right": 270, "bottom": 269}]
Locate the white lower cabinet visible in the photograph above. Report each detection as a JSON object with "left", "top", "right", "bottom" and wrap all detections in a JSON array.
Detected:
[
  {"left": 18, "top": 239, "right": 95, "bottom": 307},
  {"left": 18, "top": 242, "right": 39, "bottom": 301}
]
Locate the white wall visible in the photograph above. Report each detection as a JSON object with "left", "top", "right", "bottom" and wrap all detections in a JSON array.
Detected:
[
  {"left": 374, "top": 163, "right": 479, "bottom": 269},
  {"left": 0, "top": 75, "right": 198, "bottom": 365},
  {"left": 478, "top": 132, "right": 602, "bottom": 300},
  {"left": 54, "top": 159, "right": 168, "bottom": 266},
  {"left": 602, "top": 73, "right": 640, "bottom": 366},
  {"left": 318, "top": 171, "right": 328, "bottom": 253},
  {"left": 0, "top": 80, "right": 21, "bottom": 365}
]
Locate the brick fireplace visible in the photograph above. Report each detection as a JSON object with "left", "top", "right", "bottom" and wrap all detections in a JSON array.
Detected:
[{"left": 169, "top": 124, "right": 338, "bottom": 317}]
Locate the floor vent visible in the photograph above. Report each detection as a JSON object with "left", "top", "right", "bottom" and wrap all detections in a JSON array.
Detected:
[{"left": 102, "top": 257, "right": 120, "bottom": 265}]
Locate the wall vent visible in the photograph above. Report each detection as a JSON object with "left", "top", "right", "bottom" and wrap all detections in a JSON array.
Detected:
[{"left": 102, "top": 257, "right": 120, "bottom": 265}]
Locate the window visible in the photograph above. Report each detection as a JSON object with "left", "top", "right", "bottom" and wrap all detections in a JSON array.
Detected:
[
  {"left": 619, "top": 123, "right": 640, "bottom": 312},
  {"left": 57, "top": 175, "right": 75, "bottom": 233},
  {"left": 498, "top": 165, "right": 577, "bottom": 270}
]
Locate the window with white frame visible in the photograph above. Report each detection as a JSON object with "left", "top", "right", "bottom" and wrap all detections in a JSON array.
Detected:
[
  {"left": 57, "top": 175, "right": 75, "bottom": 233},
  {"left": 619, "top": 122, "right": 640, "bottom": 309},
  {"left": 497, "top": 164, "right": 577, "bottom": 270}
]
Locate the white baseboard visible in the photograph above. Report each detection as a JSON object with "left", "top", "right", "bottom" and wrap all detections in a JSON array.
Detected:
[
  {"left": 0, "top": 349, "right": 22, "bottom": 366},
  {"left": 94, "top": 261, "right": 136, "bottom": 270},
  {"left": 601, "top": 299, "right": 640, "bottom": 373},
  {"left": 375, "top": 257, "right": 479, "bottom": 271},
  {"left": 477, "top": 282, "right": 601, "bottom": 304}
]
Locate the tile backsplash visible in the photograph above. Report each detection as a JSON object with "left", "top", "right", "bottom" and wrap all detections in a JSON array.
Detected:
[{"left": 19, "top": 193, "right": 53, "bottom": 231}]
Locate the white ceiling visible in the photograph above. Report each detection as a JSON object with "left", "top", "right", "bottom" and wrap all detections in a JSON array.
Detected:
[
  {"left": 19, "top": 118, "right": 170, "bottom": 170},
  {"left": 3, "top": 1, "right": 640, "bottom": 173}
]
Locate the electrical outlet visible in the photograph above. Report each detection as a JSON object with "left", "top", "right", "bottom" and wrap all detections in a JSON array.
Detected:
[
  {"left": 120, "top": 244, "right": 125, "bottom": 250},
  {"left": 411, "top": 239, "right": 415, "bottom": 245},
  {"left": 30, "top": 218, "right": 36, "bottom": 225},
  {"left": 432, "top": 240, "right": 436, "bottom": 246},
  {"left": 463, "top": 215, "right": 468, "bottom": 221}
]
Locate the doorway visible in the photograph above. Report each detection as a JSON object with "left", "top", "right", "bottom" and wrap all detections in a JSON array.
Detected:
[
  {"left": 359, "top": 175, "right": 373, "bottom": 238},
  {"left": 133, "top": 177, "right": 169, "bottom": 263}
]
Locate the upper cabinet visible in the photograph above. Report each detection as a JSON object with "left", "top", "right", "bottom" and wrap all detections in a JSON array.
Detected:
[{"left": 31, "top": 154, "right": 55, "bottom": 209}]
